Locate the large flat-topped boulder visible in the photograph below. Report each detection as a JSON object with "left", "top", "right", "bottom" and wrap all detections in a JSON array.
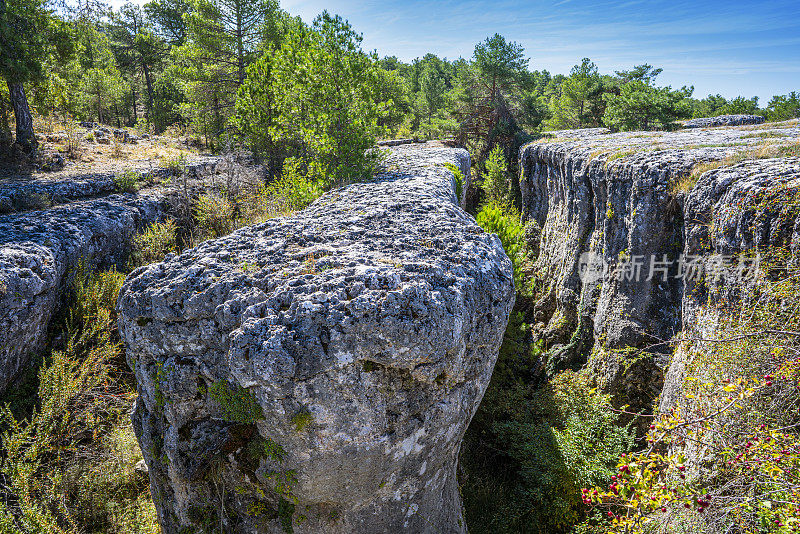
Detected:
[
  {"left": 518, "top": 122, "right": 799, "bottom": 411},
  {"left": 117, "top": 143, "right": 515, "bottom": 533}
]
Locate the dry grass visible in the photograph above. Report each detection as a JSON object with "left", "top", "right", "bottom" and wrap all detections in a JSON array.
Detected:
[{"left": 670, "top": 141, "right": 800, "bottom": 195}]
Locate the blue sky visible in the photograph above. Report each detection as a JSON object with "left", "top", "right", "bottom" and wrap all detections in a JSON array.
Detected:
[{"left": 115, "top": 0, "right": 800, "bottom": 102}]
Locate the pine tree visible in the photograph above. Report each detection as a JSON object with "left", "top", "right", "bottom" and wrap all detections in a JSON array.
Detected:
[
  {"left": 453, "top": 33, "right": 531, "bottom": 156},
  {"left": 0, "top": 0, "right": 59, "bottom": 151},
  {"left": 176, "top": 0, "right": 278, "bottom": 147},
  {"left": 547, "top": 58, "right": 604, "bottom": 129}
]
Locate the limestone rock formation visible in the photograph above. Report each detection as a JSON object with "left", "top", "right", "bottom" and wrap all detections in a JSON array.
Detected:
[
  {"left": 0, "top": 155, "right": 228, "bottom": 214},
  {"left": 118, "top": 143, "right": 514, "bottom": 534},
  {"left": 0, "top": 194, "right": 168, "bottom": 391},
  {"left": 660, "top": 157, "right": 800, "bottom": 409},
  {"left": 0, "top": 155, "right": 242, "bottom": 393},
  {"left": 518, "top": 122, "right": 800, "bottom": 410},
  {"left": 684, "top": 114, "right": 765, "bottom": 128}
]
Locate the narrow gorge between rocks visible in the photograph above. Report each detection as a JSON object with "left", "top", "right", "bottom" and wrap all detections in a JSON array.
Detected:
[
  {"left": 2, "top": 119, "right": 800, "bottom": 534},
  {"left": 2, "top": 0, "right": 800, "bottom": 530}
]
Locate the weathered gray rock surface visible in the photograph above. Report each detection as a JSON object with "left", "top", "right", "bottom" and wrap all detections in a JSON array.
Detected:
[
  {"left": 0, "top": 155, "right": 245, "bottom": 392},
  {"left": 518, "top": 121, "right": 800, "bottom": 410},
  {"left": 0, "top": 193, "right": 168, "bottom": 391},
  {"left": 660, "top": 157, "right": 800, "bottom": 409},
  {"left": 684, "top": 114, "right": 765, "bottom": 128},
  {"left": 0, "top": 155, "right": 238, "bottom": 214},
  {"left": 117, "top": 143, "right": 514, "bottom": 533}
]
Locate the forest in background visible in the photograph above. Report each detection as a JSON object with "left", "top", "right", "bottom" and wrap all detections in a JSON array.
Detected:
[
  {"left": 3, "top": 1, "right": 800, "bottom": 534},
  {"left": 3, "top": 0, "right": 800, "bottom": 173}
]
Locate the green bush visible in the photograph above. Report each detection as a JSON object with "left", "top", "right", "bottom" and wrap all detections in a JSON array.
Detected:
[
  {"left": 602, "top": 80, "right": 691, "bottom": 132},
  {"left": 476, "top": 201, "right": 527, "bottom": 287},
  {"left": 462, "top": 309, "right": 634, "bottom": 534},
  {"left": 193, "top": 193, "right": 235, "bottom": 239},
  {"left": 114, "top": 169, "right": 141, "bottom": 193},
  {"left": 235, "top": 13, "right": 403, "bottom": 186},
  {"left": 263, "top": 158, "right": 324, "bottom": 213},
  {"left": 162, "top": 154, "right": 186, "bottom": 176},
  {"left": 131, "top": 220, "right": 177, "bottom": 267},
  {"left": 236, "top": 158, "right": 324, "bottom": 226},
  {"left": 481, "top": 146, "right": 512, "bottom": 207}
]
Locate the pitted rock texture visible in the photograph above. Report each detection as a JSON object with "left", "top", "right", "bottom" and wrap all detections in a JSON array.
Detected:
[
  {"left": 0, "top": 154, "right": 251, "bottom": 393},
  {"left": 118, "top": 143, "right": 514, "bottom": 534},
  {"left": 660, "top": 157, "right": 800, "bottom": 409},
  {"left": 519, "top": 122, "right": 800, "bottom": 409},
  {"left": 684, "top": 114, "right": 765, "bottom": 128},
  {"left": 0, "top": 193, "right": 168, "bottom": 391}
]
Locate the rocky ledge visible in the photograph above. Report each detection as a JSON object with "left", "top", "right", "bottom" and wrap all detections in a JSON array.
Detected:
[
  {"left": 0, "top": 154, "right": 253, "bottom": 214},
  {"left": 684, "top": 114, "right": 765, "bottom": 128},
  {"left": 518, "top": 120, "right": 800, "bottom": 411},
  {"left": 0, "top": 155, "right": 245, "bottom": 393},
  {"left": 117, "top": 143, "right": 515, "bottom": 533},
  {"left": 0, "top": 193, "right": 170, "bottom": 391}
]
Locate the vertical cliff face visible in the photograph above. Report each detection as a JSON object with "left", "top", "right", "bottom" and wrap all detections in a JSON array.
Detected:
[
  {"left": 518, "top": 122, "right": 800, "bottom": 411},
  {"left": 117, "top": 143, "right": 515, "bottom": 534},
  {"left": 661, "top": 157, "right": 800, "bottom": 410}
]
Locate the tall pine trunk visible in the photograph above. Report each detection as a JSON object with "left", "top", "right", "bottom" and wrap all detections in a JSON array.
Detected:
[
  {"left": 7, "top": 81, "right": 37, "bottom": 152},
  {"left": 143, "top": 62, "right": 155, "bottom": 122},
  {"left": 0, "top": 89, "right": 12, "bottom": 147},
  {"left": 132, "top": 87, "right": 138, "bottom": 125},
  {"left": 236, "top": 11, "right": 245, "bottom": 85}
]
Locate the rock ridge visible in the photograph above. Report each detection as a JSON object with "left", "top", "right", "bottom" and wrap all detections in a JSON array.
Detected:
[
  {"left": 684, "top": 114, "right": 765, "bottom": 128},
  {"left": 118, "top": 143, "right": 515, "bottom": 533},
  {"left": 518, "top": 121, "right": 800, "bottom": 410},
  {"left": 0, "top": 154, "right": 246, "bottom": 392}
]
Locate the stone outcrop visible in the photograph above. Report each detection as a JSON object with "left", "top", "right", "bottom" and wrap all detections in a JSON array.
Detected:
[
  {"left": 518, "top": 121, "right": 800, "bottom": 410},
  {"left": 0, "top": 155, "right": 233, "bottom": 214},
  {"left": 684, "top": 114, "right": 765, "bottom": 128},
  {"left": 117, "top": 143, "right": 514, "bottom": 534},
  {"left": 660, "top": 157, "right": 800, "bottom": 409},
  {"left": 0, "top": 155, "right": 245, "bottom": 393},
  {"left": 376, "top": 138, "right": 418, "bottom": 147},
  {"left": 0, "top": 193, "right": 169, "bottom": 390}
]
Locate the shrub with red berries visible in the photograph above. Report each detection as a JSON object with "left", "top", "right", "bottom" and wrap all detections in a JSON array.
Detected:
[{"left": 582, "top": 250, "right": 800, "bottom": 533}]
